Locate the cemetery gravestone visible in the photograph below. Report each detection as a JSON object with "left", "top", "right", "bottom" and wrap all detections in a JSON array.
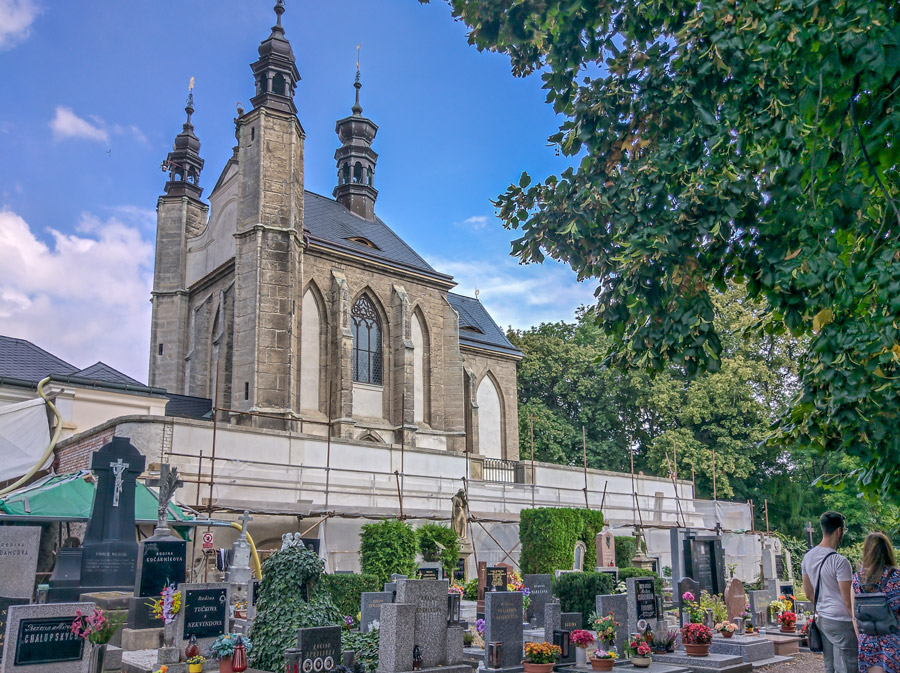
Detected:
[
  {"left": 378, "top": 602, "right": 416, "bottom": 673},
  {"left": 558, "top": 612, "right": 581, "bottom": 664},
  {"left": 684, "top": 536, "right": 725, "bottom": 596},
  {"left": 395, "top": 579, "right": 449, "bottom": 668},
  {"left": 297, "top": 625, "right": 341, "bottom": 673},
  {"left": 748, "top": 590, "right": 773, "bottom": 625},
  {"left": 249, "top": 579, "right": 261, "bottom": 619},
  {"left": 416, "top": 565, "right": 441, "bottom": 581},
  {"left": 173, "top": 583, "right": 229, "bottom": 654},
  {"left": 626, "top": 577, "right": 657, "bottom": 635},
  {"left": 0, "top": 526, "right": 40, "bottom": 659},
  {"left": 544, "top": 601, "right": 561, "bottom": 643},
  {"left": 1, "top": 602, "right": 95, "bottom": 673},
  {"left": 523, "top": 574, "right": 552, "bottom": 627},
  {"left": 596, "top": 529, "right": 616, "bottom": 568},
  {"left": 678, "top": 577, "right": 701, "bottom": 625},
  {"left": 361, "top": 591, "right": 392, "bottom": 633},
  {"left": 594, "top": 594, "right": 627, "bottom": 654},
  {"left": 483, "top": 590, "right": 523, "bottom": 670},
  {"left": 778, "top": 583, "right": 794, "bottom": 600},
  {"left": 725, "top": 578, "right": 748, "bottom": 622},
  {"left": 485, "top": 566, "right": 508, "bottom": 592}
]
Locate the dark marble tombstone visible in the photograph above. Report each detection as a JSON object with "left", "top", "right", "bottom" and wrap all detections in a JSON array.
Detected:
[
  {"left": 176, "top": 583, "right": 229, "bottom": 652},
  {"left": 416, "top": 566, "right": 441, "bottom": 580},
  {"left": 483, "top": 591, "right": 523, "bottom": 670},
  {"left": 49, "top": 438, "right": 146, "bottom": 602},
  {"left": 297, "top": 625, "right": 341, "bottom": 673},
  {"left": 485, "top": 566, "right": 508, "bottom": 592},
  {"left": 558, "top": 612, "right": 581, "bottom": 663},
  {"left": 677, "top": 577, "right": 701, "bottom": 625},
  {"left": 137, "top": 540, "right": 187, "bottom": 597},
  {"left": 683, "top": 535, "right": 725, "bottom": 596},
  {"left": 0, "top": 598, "right": 30, "bottom": 660},
  {"left": 524, "top": 574, "right": 552, "bottom": 627}
]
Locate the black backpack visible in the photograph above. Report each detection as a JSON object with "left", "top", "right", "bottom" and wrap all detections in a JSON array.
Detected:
[{"left": 855, "top": 571, "right": 899, "bottom": 637}]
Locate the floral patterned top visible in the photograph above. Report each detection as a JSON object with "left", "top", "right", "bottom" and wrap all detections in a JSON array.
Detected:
[{"left": 853, "top": 567, "right": 900, "bottom": 673}]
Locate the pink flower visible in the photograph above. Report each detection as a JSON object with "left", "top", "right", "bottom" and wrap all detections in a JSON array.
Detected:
[{"left": 682, "top": 591, "right": 695, "bottom": 602}]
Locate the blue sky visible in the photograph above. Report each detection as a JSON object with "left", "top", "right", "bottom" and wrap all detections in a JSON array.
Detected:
[{"left": 0, "top": 0, "right": 595, "bottom": 381}]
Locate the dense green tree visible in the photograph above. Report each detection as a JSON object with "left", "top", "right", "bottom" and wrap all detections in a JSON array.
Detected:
[{"left": 427, "top": 0, "right": 900, "bottom": 500}]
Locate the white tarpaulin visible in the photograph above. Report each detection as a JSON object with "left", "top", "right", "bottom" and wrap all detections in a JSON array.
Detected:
[{"left": 0, "top": 397, "right": 52, "bottom": 482}]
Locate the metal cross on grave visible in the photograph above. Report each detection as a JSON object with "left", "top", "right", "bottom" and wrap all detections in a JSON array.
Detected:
[
  {"left": 238, "top": 510, "right": 253, "bottom": 541},
  {"left": 805, "top": 521, "right": 816, "bottom": 550},
  {"left": 146, "top": 463, "right": 184, "bottom": 536}
]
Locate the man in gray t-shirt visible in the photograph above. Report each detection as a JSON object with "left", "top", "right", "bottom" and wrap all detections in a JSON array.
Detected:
[{"left": 801, "top": 511, "right": 858, "bottom": 673}]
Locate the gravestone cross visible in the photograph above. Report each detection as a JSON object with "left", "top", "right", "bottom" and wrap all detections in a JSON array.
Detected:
[
  {"left": 805, "top": 521, "right": 816, "bottom": 550},
  {"left": 226, "top": 510, "right": 254, "bottom": 591}
]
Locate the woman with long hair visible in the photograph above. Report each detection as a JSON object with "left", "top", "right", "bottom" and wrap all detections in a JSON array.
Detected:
[{"left": 852, "top": 533, "right": 900, "bottom": 673}]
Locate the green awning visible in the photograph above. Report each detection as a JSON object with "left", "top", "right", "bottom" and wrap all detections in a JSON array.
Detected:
[{"left": 0, "top": 471, "right": 194, "bottom": 540}]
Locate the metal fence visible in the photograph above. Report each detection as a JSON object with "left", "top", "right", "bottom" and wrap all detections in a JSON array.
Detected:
[{"left": 483, "top": 458, "right": 517, "bottom": 483}]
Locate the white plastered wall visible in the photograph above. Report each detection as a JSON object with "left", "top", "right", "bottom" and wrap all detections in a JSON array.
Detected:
[
  {"left": 477, "top": 374, "right": 503, "bottom": 458},
  {"left": 300, "top": 289, "right": 321, "bottom": 411}
]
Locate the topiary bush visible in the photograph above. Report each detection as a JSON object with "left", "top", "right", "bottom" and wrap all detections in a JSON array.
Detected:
[
  {"left": 554, "top": 571, "right": 615, "bottom": 628},
  {"left": 617, "top": 567, "right": 663, "bottom": 595},
  {"left": 614, "top": 536, "right": 637, "bottom": 568},
  {"left": 313, "top": 573, "right": 382, "bottom": 619},
  {"left": 359, "top": 519, "right": 417, "bottom": 585},
  {"left": 250, "top": 545, "right": 342, "bottom": 672},
  {"left": 519, "top": 508, "right": 605, "bottom": 574},
  {"left": 416, "top": 523, "right": 461, "bottom": 577}
]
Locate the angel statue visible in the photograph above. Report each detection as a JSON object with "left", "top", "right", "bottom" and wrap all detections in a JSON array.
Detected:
[{"left": 451, "top": 489, "right": 469, "bottom": 540}]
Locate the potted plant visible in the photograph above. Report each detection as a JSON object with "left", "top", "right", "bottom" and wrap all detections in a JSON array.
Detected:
[
  {"left": 588, "top": 612, "right": 619, "bottom": 650},
  {"left": 589, "top": 649, "right": 617, "bottom": 671},
  {"left": 187, "top": 655, "right": 206, "bottom": 673},
  {"left": 715, "top": 622, "right": 738, "bottom": 639},
  {"left": 745, "top": 622, "right": 755, "bottom": 634},
  {"left": 570, "top": 630, "right": 595, "bottom": 666},
  {"left": 651, "top": 633, "right": 669, "bottom": 655},
  {"left": 680, "top": 623, "right": 714, "bottom": 657},
  {"left": 626, "top": 639, "right": 652, "bottom": 668},
  {"left": 71, "top": 607, "right": 126, "bottom": 673},
  {"left": 208, "top": 634, "right": 253, "bottom": 673},
  {"left": 778, "top": 611, "right": 797, "bottom": 633},
  {"left": 233, "top": 600, "right": 248, "bottom": 620},
  {"left": 665, "top": 630, "right": 678, "bottom": 653},
  {"left": 522, "top": 641, "right": 561, "bottom": 673}
]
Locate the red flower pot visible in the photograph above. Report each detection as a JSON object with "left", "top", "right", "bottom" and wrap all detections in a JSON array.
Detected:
[
  {"left": 780, "top": 625, "right": 796, "bottom": 633},
  {"left": 723, "top": 631, "right": 734, "bottom": 638},
  {"left": 219, "top": 657, "right": 234, "bottom": 673},
  {"left": 590, "top": 659, "right": 615, "bottom": 671}
]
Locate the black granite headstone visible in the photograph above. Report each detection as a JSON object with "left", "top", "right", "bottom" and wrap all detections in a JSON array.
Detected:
[
  {"left": 182, "top": 587, "right": 228, "bottom": 640},
  {"left": 138, "top": 540, "right": 187, "bottom": 598},
  {"left": 251, "top": 579, "right": 261, "bottom": 607},
  {"left": 0, "top": 598, "right": 29, "bottom": 659},
  {"left": 485, "top": 566, "right": 508, "bottom": 591},
  {"left": 14, "top": 616, "right": 84, "bottom": 665},
  {"left": 634, "top": 578, "right": 657, "bottom": 620},
  {"left": 559, "top": 612, "right": 581, "bottom": 663},
  {"left": 415, "top": 566, "right": 440, "bottom": 580},
  {"left": 296, "top": 625, "right": 341, "bottom": 673},
  {"left": 300, "top": 538, "right": 321, "bottom": 555}
]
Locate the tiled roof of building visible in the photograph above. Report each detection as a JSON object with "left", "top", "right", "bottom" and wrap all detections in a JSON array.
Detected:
[
  {"left": 164, "top": 393, "right": 213, "bottom": 419},
  {"left": 0, "top": 335, "right": 78, "bottom": 382},
  {"left": 304, "top": 191, "right": 452, "bottom": 281},
  {"left": 75, "top": 362, "right": 144, "bottom": 386},
  {"left": 447, "top": 293, "right": 522, "bottom": 358}
]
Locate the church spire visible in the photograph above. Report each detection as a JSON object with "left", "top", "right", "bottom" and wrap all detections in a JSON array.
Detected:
[
  {"left": 334, "top": 52, "right": 379, "bottom": 220},
  {"left": 161, "top": 78, "right": 204, "bottom": 198},
  {"left": 250, "top": 0, "right": 300, "bottom": 115}
]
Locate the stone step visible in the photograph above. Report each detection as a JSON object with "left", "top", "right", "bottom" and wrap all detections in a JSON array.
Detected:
[
  {"left": 653, "top": 651, "right": 753, "bottom": 673},
  {"left": 750, "top": 655, "right": 794, "bottom": 669},
  {"left": 710, "top": 635, "right": 776, "bottom": 662}
]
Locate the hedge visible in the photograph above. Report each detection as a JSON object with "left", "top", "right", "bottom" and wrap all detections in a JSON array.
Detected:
[
  {"left": 617, "top": 567, "right": 663, "bottom": 595},
  {"left": 313, "top": 573, "right": 382, "bottom": 619},
  {"left": 416, "top": 523, "right": 461, "bottom": 577},
  {"left": 554, "top": 571, "right": 615, "bottom": 628},
  {"left": 614, "top": 536, "right": 637, "bottom": 569},
  {"left": 520, "top": 508, "right": 605, "bottom": 574},
  {"left": 359, "top": 519, "right": 418, "bottom": 585}
]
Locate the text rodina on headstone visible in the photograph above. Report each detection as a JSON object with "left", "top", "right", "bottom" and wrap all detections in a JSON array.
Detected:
[
  {"left": 2, "top": 602, "right": 95, "bottom": 673},
  {"left": 396, "top": 579, "right": 448, "bottom": 669},
  {"left": 523, "top": 574, "right": 552, "bottom": 627},
  {"left": 361, "top": 592, "right": 392, "bottom": 633},
  {"left": 0, "top": 526, "right": 40, "bottom": 658},
  {"left": 484, "top": 591, "right": 523, "bottom": 670},
  {"left": 173, "top": 583, "right": 229, "bottom": 653},
  {"left": 297, "top": 626, "right": 341, "bottom": 673},
  {"left": 725, "top": 578, "right": 748, "bottom": 622},
  {"left": 558, "top": 612, "right": 581, "bottom": 664},
  {"left": 595, "top": 593, "right": 628, "bottom": 653},
  {"left": 627, "top": 577, "right": 658, "bottom": 634}
]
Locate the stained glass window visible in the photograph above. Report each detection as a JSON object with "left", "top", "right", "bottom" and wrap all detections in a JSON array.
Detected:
[{"left": 352, "top": 295, "right": 382, "bottom": 385}]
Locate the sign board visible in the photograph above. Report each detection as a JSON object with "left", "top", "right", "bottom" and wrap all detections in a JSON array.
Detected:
[
  {"left": 201, "top": 532, "right": 214, "bottom": 550},
  {"left": 634, "top": 578, "right": 658, "bottom": 620},
  {"left": 14, "top": 616, "right": 85, "bottom": 666},
  {"left": 486, "top": 566, "right": 508, "bottom": 591},
  {"left": 182, "top": 587, "right": 228, "bottom": 640},
  {"left": 415, "top": 566, "right": 440, "bottom": 580}
]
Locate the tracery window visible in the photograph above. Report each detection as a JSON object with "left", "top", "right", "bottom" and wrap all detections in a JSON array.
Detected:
[{"left": 352, "top": 295, "right": 383, "bottom": 385}]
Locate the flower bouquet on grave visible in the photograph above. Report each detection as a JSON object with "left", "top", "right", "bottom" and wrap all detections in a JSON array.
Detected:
[
  {"left": 343, "top": 615, "right": 357, "bottom": 631},
  {"left": 71, "top": 608, "right": 126, "bottom": 673},
  {"left": 652, "top": 633, "right": 670, "bottom": 654},
  {"left": 665, "top": 630, "right": 679, "bottom": 653},
  {"left": 148, "top": 583, "right": 182, "bottom": 625},
  {"left": 588, "top": 611, "right": 619, "bottom": 649},
  {"left": 571, "top": 630, "right": 595, "bottom": 666},
  {"left": 778, "top": 611, "right": 797, "bottom": 633},
  {"left": 589, "top": 648, "right": 617, "bottom": 671},
  {"left": 682, "top": 591, "right": 706, "bottom": 624},
  {"left": 680, "top": 623, "right": 713, "bottom": 657},
  {"left": 626, "top": 640, "right": 652, "bottom": 668},
  {"left": 715, "top": 622, "right": 738, "bottom": 638},
  {"left": 523, "top": 641, "right": 562, "bottom": 673}
]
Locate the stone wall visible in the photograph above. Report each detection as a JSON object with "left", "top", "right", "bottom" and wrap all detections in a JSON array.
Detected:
[{"left": 461, "top": 348, "right": 520, "bottom": 460}]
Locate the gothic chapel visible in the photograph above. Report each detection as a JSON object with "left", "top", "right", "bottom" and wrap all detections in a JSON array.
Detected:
[{"left": 148, "top": 2, "right": 522, "bottom": 460}]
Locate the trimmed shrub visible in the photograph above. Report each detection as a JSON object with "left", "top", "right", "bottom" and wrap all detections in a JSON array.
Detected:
[
  {"left": 250, "top": 545, "right": 342, "bottom": 672},
  {"left": 614, "top": 536, "right": 637, "bottom": 568},
  {"left": 416, "top": 523, "right": 461, "bottom": 577},
  {"left": 342, "top": 629, "right": 379, "bottom": 673},
  {"left": 519, "top": 508, "right": 605, "bottom": 574},
  {"left": 360, "top": 519, "right": 417, "bottom": 585},
  {"left": 313, "top": 573, "right": 382, "bottom": 619},
  {"left": 554, "top": 572, "right": 615, "bottom": 628},
  {"left": 617, "top": 567, "right": 663, "bottom": 595}
]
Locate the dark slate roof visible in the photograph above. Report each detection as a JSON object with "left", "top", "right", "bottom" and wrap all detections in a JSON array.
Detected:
[
  {"left": 164, "top": 393, "right": 213, "bottom": 419},
  {"left": 447, "top": 293, "right": 523, "bottom": 358},
  {"left": 76, "top": 362, "right": 144, "bottom": 387},
  {"left": 303, "top": 191, "right": 452, "bottom": 281},
  {"left": 0, "top": 335, "right": 78, "bottom": 381}
]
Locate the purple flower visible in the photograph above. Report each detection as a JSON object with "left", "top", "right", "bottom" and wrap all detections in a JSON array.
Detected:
[
  {"left": 344, "top": 615, "right": 354, "bottom": 627},
  {"left": 476, "top": 618, "right": 485, "bottom": 635},
  {"left": 522, "top": 587, "right": 531, "bottom": 596}
]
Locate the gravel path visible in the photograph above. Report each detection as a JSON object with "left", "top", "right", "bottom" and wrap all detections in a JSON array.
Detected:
[{"left": 761, "top": 652, "right": 824, "bottom": 673}]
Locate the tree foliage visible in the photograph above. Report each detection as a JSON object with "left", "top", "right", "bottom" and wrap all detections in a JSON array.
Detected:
[
  {"left": 429, "top": 0, "right": 900, "bottom": 499},
  {"left": 416, "top": 523, "right": 461, "bottom": 577},
  {"left": 359, "top": 519, "right": 418, "bottom": 585}
]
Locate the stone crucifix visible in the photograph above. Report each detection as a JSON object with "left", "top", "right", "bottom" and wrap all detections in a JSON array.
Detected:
[{"left": 110, "top": 458, "right": 129, "bottom": 507}]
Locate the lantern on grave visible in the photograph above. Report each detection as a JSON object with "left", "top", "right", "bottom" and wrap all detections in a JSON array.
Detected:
[
  {"left": 448, "top": 592, "right": 461, "bottom": 625},
  {"left": 232, "top": 635, "right": 248, "bottom": 672},
  {"left": 488, "top": 642, "right": 503, "bottom": 668},
  {"left": 413, "top": 645, "right": 423, "bottom": 671},
  {"left": 284, "top": 648, "right": 301, "bottom": 673},
  {"left": 553, "top": 630, "right": 570, "bottom": 658}
]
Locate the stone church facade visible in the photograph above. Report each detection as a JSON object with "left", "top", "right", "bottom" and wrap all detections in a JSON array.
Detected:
[{"left": 148, "top": 2, "right": 521, "bottom": 459}]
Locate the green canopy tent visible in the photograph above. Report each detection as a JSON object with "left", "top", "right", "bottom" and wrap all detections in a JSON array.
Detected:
[{"left": 0, "top": 470, "right": 195, "bottom": 540}]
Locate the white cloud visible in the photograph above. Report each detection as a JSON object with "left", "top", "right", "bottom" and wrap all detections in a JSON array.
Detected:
[
  {"left": 0, "top": 0, "right": 40, "bottom": 50},
  {"left": 49, "top": 107, "right": 148, "bottom": 145},
  {"left": 456, "top": 215, "right": 491, "bottom": 230},
  {"left": 428, "top": 255, "right": 598, "bottom": 330},
  {"left": 50, "top": 106, "right": 108, "bottom": 142},
  {"left": 0, "top": 208, "right": 153, "bottom": 381}
]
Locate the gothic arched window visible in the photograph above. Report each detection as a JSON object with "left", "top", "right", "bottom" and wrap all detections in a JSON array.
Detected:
[
  {"left": 273, "top": 73, "right": 286, "bottom": 96},
  {"left": 342, "top": 163, "right": 351, "bottom": 185},
  {"left": 353, "top": 162, "right": 363, "bottom": 184},
  {"left": 352, "top": 295, "right": 383, "bottom": 385}
]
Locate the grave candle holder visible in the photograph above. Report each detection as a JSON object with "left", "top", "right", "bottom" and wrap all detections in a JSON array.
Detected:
[
  {"left": 488, "top": 642, "right": 503, "bottom": 668},
  {"left": 284, "top": 648, "right": 301, "bottom": 673},
  {"left": 553, "top": 630, "right": 570, "bottom": 658},
  {"left": 447, "top": 592, "right": 461, "bottom": 625}
]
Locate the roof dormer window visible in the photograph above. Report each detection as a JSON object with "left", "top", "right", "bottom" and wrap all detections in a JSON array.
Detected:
[{"left": 347, "top": 236, "right": 379, "bottom": 250}]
